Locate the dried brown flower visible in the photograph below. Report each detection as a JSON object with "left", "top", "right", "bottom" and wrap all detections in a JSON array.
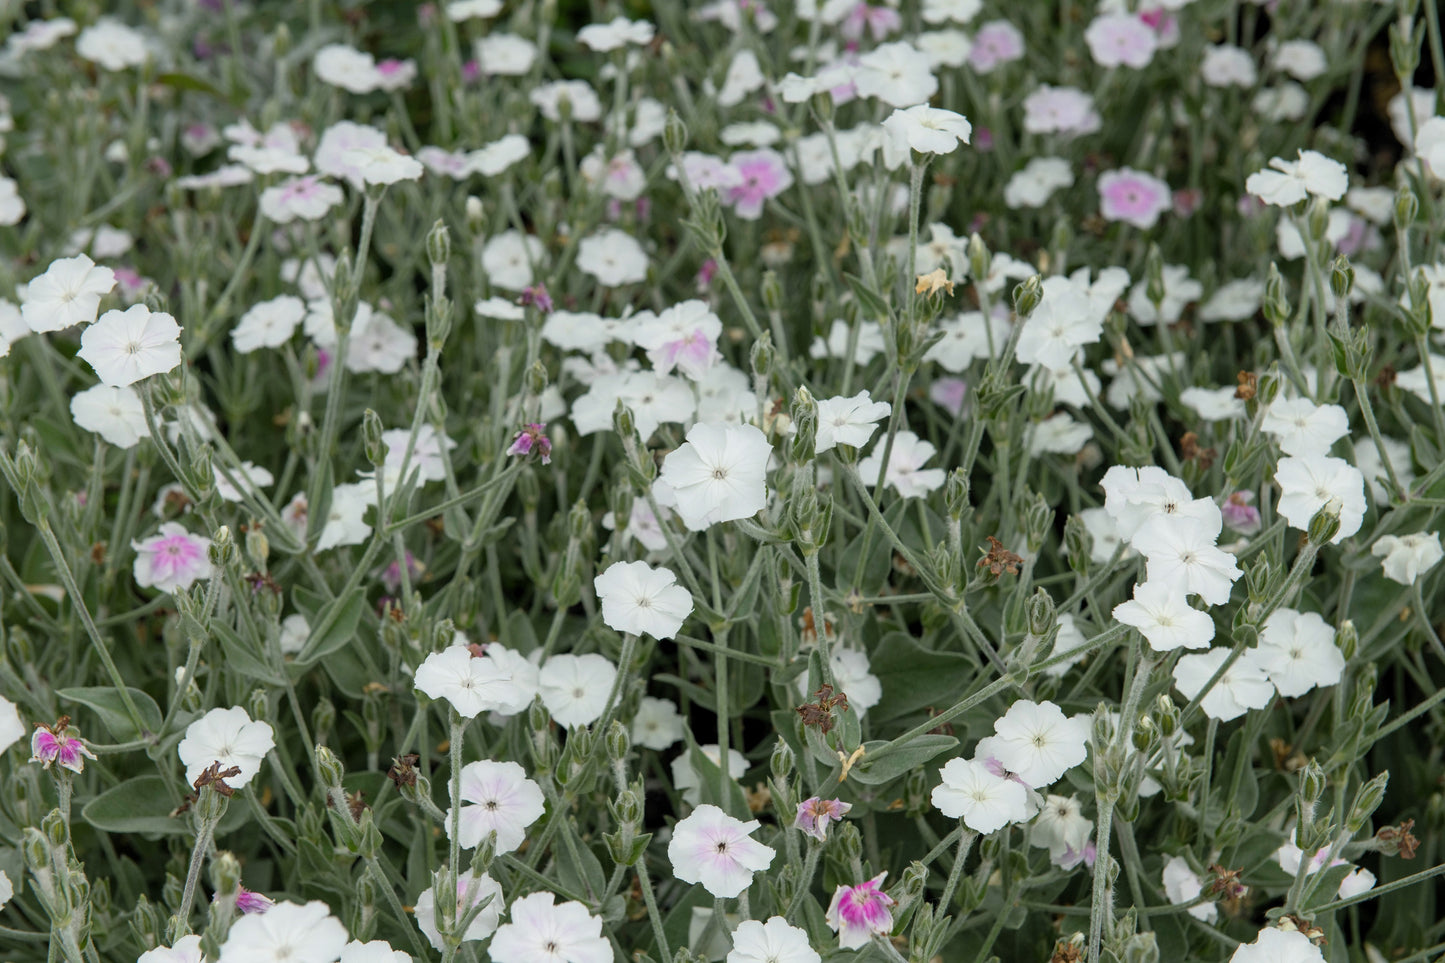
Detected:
[
  {"left": 1235, "top": 370, "right": 1257, "bottom": 401},
  {"left": 387, "top": 753, "right": 421, "bottom": 788},
  {"left": 978, "top": 536, "right": 1023, "bottom": 577}
]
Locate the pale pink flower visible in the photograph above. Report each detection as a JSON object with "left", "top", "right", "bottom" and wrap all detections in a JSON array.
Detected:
[
  {"left": 507, "top": 424, "right": 552, "bottom": 464},
  {"left": 1222, "top": 491, "right": 1261, "bottom": 535},
  {"left": 1098, "top": 168, "right": 1172, "bottom": 229},
  {"left": 1085, "top": 13, "right": 1158, "bottom": 69},
  {"left": 725, "top": 150, "right": 793, "bottom": 221},
  {"left": 968, "top": 20, "right": 1024, "bottom": 72},
  {"left": 234, "top": 888, "right": 276, "bottom": 914},
  {"left": 667, "top": 804, "right": 775, "bottom": 898},
  {"left": 795, "top": 797, "right": 852, "bottom": 841},
  {"left": 825, "top": 873, "right": 895, "bottom": 950},
  {"left": 133, "top": 522, "right": 213, "bottom": 593}
]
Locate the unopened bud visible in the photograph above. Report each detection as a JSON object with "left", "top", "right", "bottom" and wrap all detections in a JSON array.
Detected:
[
  {"left": 1013, "top": 276, "right": 1042, "bottom": 317},
  {"left": 790, "top": 387, "right": 817, "bottom": 462},
  {"left": 1330, "top": 255, "right": 1355, "bottom": 301},
  {"left": 426, "top": 219, "right": 451, "bottom": 267},
  {"left": 750, "top": 331, "right": 774, "bottom": 384},
  {"left": 209, "top": 525, "right": 235, "bottom": 568},
  {"left": 465, "top": 196, "right": 486, "bottom": 235},
  {"left": 761, "top": 271, "right": 783, "bottom": 313},
  {"left": 663, "top": 109, "right": 689, "bottom": 157},
  {"left": 316, "top": 745, "right": 345, "bottom": 789},
  {"left": 944, "top": 469, "right": 970, "bottom": 520},
  {"left": 606, "top": 721, "right": 630, "bottom": 764},
  {"left": 1026, "top": 589, "right": 1055, "bottom": 638},
  {"left": 1348, "top": 771, "right": 1390, "bottom": 834},
  {"left": 1338, "top": 619, "right": 1358, "bottom": 661},
  {"left": 1395, "top": 184, "right": 1420, "bottom": 233},
  {"left": 362, "top": 409, "right": 386, "bottom": 469},
  {"left": 967, "top": 232, "right": 990, "bottom": 282},
  {"left": 1306, "top": 498, "right": 1342, "bottom": 545},
  {"left": 209, "top": 851, "right": 242, "bottom": 898}
]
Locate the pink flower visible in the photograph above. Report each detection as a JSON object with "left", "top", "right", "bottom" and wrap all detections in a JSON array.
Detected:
[
  {"left": 31, "top": 719, "right": 96, "bottom": 774},
  {"left": 1056, "top": 840, "right": 1097, "bottom": 870},
  {"left": 1098, "top": 168, "right": 1172, "bottom": 230},
  {"left": 1085, "top": 13, "right": 1159, "bottom": 68},
  {"left": 382, "top": 552, "right": 426, "bottom": 593},
  {"left": 696, "top": 259, "right": 718, "bottom": 291},
  {"left": 507, "top": 424, "right": 552, "bottom": 464},
  {"left": 929, "top": 377, "right": 969, "bottom": 416},
  {"left": 232, "top": 888, "right": 276, "bottom": 914},
  {"left": 132, "top": 523, "right": 214, "bottom": 594},
  {"left": 1222, "top": 491, "right": 1261, "bottom": 535},
  {"left": 968, "top": 20, "right": 1024, "bottom": 73},
  {"left": 461, "top": 59, "right": 481, "bottom": 83},
  {"left": 519, "top": 284, "right": 554, "bottom": 314},
  {"left": 842, "top": 4, "right": 902, "bottom": 41},
  {"left": 795, "top": 797, "right": 852, "bottom": 841},
  {"left": 826, "top": 873, "right": 895, "bottom": 950},
  {"left": 725, "top": 149, "right": 793, "bottom": 221},
  {"left": 1172, "top": 188, "right": 1203, "bottom": 219}
]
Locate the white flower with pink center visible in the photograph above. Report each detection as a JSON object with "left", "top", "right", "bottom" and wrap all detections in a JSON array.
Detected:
[
  {"left": 967, "top": 20, "right": 1024, "bottom": 73},
  {"left": 31, "top": 722, "right": 97, "bottom": 773},
  {"left": 725, "top": 150, "right": 793, "bottom": 221},
  {"left": 634, "top": 300, "right": 722, "bottom": 380},
  {"left": 667, "top": 804, "right": 775, "bottom": 898},
  {"left": 825, "top": 872, "right": 895, "bottom": 950},
  {"left": 132, "top": 522, "right": 213, "bottom": 594},
  {"left": 260, "top": 175, "right": 344, "bottom": 224},
  {"left": 1097, "top": 168, "right": 1172, "bottom": 229},
  {"left": 1084, "top": 13, "right": 1158, "bottom": 69}
]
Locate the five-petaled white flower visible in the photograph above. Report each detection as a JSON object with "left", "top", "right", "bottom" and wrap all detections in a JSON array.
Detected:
[
  {"left": 446, "top": 760, "right": 546, "bottom": 854},
  {"left": 593, "top": 561, "right": 694, "bottom": 640},
  {"left": 414, "top": 645, "right": 530, "bottom": 719},
  {"left": 217, "top": 900, "right": 347, "bottom": 963},
  {"left": 988, "top": 700, "right": 1089, "bottom": 788},
  {"left": 1371, "top": 531, "right": 1444, "bottom": 585},
  {"left": 658, "top": 423, "right": 773, "bottom": 531},
  {"left": 21, "top": 254, "right": 116, "bottom": 333},
  {"left": 177, "top": 706, "right": 276, "bottom": 790},
  {"left": 488, "top": 891, "right": 612, "bottom": 963},
  {"left": 815, "top": 391, "right": 892, "bottom": 454},
  {"left": 77, "top": 304, "right": 183, "bottom": 387},
  {"left": 667, "top": 804, "right": 776, "bottom": 898},
  {"left": 931, "top": 757, "right": 1029, "bottom": 833}
]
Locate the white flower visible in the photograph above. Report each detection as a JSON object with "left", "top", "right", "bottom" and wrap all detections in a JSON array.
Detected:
[
  {"left": 1113, "top": 580, "right": 1215, "bottom": 652},
  {"left": 538, "top": 654, "right": 617, "bottom": 727},
  {"left": 926, "top": 312, "right": 1009, "bottom": 370},
  {"left": 857, "top": 430, "right": 946, "bottom": 498},
  {"left": 341, "top": 145, "right": 424, "bottom": 185},
  {"left": 1229, "top": 927, "right": 1325, "bottom": 963},
  {"left": 77, "top": 304, "right": 182, "bottom": 387},
  {"left": 446, "top": 760, "right": 546, "bottom": 853},
  {"left": 989, "top": 700, "right": 1088, "bottom": 788},
  {"left": 1180, "top": 386, "right": 1247, "bottom": 421},
  {"left": 0, "top": 696, "right": 24, "bottom": 755},
  {"left": 815, "top": 391, "right": 891, "bottom": 453},
  {"left": 594, "top": 561, "right": 694, "bottom": 640},
  {"left": 139, "top": 935, "right": 203, "bottom": 963},
  {"left": 1337, "top": 867, "right": 1376, "bottom": 899},
  {"left": 233, "top": 295, "right": 306, "bottom": 353},
  {"left": 1027, "top": 413, "right": 1093, "bottom": 456},
  {"left": 1256, "top": 609, "right": 1345, "bottom": 697},
  {"left": 1245, "top": 150, "right": 1349, "bottom": 206},
  {"left": 488, "top": 891, "right": 611, "bottom": 963},
  {"left": 177, "top": 706, "right": 276, "bottom": 790},
  {"left": 214, "top": 461, "right": 273, "bottom": 503},
  {"left": 1201, "top": 44, "right": 1257, "bottom": 87},
  {"left": 218, "top": 900, "right": 348, "bottom": 963},
  {"left": 810, "top": 319, "right": 885, "bottom": 365},
  {"left": 668, "top": 804, "right": 776, "bottom": 898},
  {"left": 854, "top": 42, "right": 938, "bottom": 106},
  {"left": 315, "top": 121, "right": 389, "bottom": 190},
  {"left": 931, "top": 758, "right": 1029, "bottom": 833},
  {"left": 1371, "top": 531, "right": 1444, "bottom": 585},
  {"left": 658, "top": 423, "right": 773, "bottom": 531},
  {"left": 1261, "top": 398, "right": 1349, "bottom": 457},
  {"left": 70, "top": 384, "right": 147, "bottom": 449},
  {"left": 339, "top": 940, "right": 410, "bottom": 963},
  {"left": 314, "top": 43, "right": 380, "bottom": 93},
  {"left": 1015, "top": 297, "right": 1101, "bottom": 370},
  {"left": 414, "top": 645, "right": 531, "bottom": 719},
  {"left": 414, "top": 874, "right": 504, "bottom": 951},
  {"left": 1172, "top": 648, "right": 1275, "bottom": 722},
  {"left": 880, "top": 105, "right": 971, "bottom": 167},
  {"left": 448, "top": 0, "right": 503, "bottom": 20},
  {"left": 76, "top": 19, "right": 150, "bottom": 71},
  {"left": 727, "top": 917, "right": 820, "bottom": 963},
  {"left": 672, "top": 745, "right": 749, "bottom": 806},
  {"left": 1127, "top": 265, "right": 1202, "bottom": 326},
  {"left": 577, "top": 229, "right": 649, "bottom": 286},
  {"left": 1004, "top": 157, "right": 1074, "bottom": 209},
  {"left": 1031, "top": 795, "right": 1093, "bottom": 864},
  {"left": 21, "top": 254, "right": 116, "bottom": 333},
  {"left": 315, "top": 483, "right": 372, "bottom": 550},
  {"left": 530, "top": 80, "right": 603, "bottom": 123},
  {"left": 0, "top": 176, "right": 26, "bottom": 226},
  {"left": 260, "top": 175, "right": 344, "bottom": 224},
  {"left": 1129, "top": 515, "right": 1242, "bottom": 606},
  {"left": 632, "top": 696, "right": 685, "bottom": 750},
  {"left": 475, "top": 34, "right": 538, "bottom": 76},
  {"left": 1161, "top": 856, "right": 1217, "bottom": 922},
  {"left": 577, "top": 16, "right": 654, "bottom": 51},
  {"left": 1274, "top": 454, "right": 1367, "bottom": 544}
]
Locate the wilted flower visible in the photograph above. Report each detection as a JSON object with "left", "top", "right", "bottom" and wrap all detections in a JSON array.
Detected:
[{"left": 794, "top": 796, "right": 852, "bottom": 840}]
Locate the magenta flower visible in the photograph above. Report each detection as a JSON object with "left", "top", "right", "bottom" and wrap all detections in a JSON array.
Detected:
[
  {"left": 132, "top": 523, "right": 213, "bottom": 595},
  {"left": 507, "top": 424, "right": 553, "bottom": 465},
  {"left": 795, "top": 797, "right": 853, "bottom": 841},
  {"left": 725, "top": 150, "right": 793, "bottom": 221},
  {"left": 826, "top": 872, "right": 895, "bottom": 950},
  {"left": 696, "top": 259, "right": 718, "bottom": 291},
  {"left": 929, "top": 378, "right": 969, "bottom": 417},
  {"left": 31, "top": 719, "right": 96, "bottom": 774},
  {"left": 519, "top": 284, "right": 554, "bottom": 314},
  {"left": 232, "top": 887, "right": 276, "bottom": 915},
  {"left": 1097, "top": 168, "right": 1173, "bottom": 230},
  {"left": 382, "top": 551, "right": 426, "bottom": 593},
  {"left": 1222, "top": 491, "right": 1261, "bottom": 535}
]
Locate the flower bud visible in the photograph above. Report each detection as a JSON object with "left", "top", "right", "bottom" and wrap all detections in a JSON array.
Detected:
[
  {"left": 1246, "top": 555, "right": 1273, "bottom": 605},
  {"left": 43, "top": 808, "right": 69, "bottom": 850},
  {"left": 245, "top": 527, "right": 270, "bottom": 569},
  {"left": 606, "top": 721, "right": 630, "bottom": 764},
  {"left": 1063, "top": 514, "right": 1091, "bottom": 575},
  {"left": 1306, "top": 498, "right": 1342, "bottom": 545},
  {"left": 612, "top": 401, "right": 637, "bottom": 444},
  {"left": 1395, "top": 183, "right": 1420, "bottom": 233},
  {"left": 209, "top": 851, "right": 242, "bottom": 900},
  {"left": 1347, "top": 770, "right": 1390, "bottom": 834},
  {"left": 209, "top": 524, "right": 235, "bottom": 569},
  {"left": 761, "top": 270, "right": 783, "bottom": 314},
  {"left": 526, "top": 360, "right": 549, "bottom": 398},
  {"left": 967, "top": 232, "right": 990, "bottom": 283},
  {"left": 426, "top": 219, "right": 451, "bottom": 268},
  {"left": 1144, "top": 243, "right": 1166, "bottom": 310},
  {"left": 248, "top": 688, "right": 269, "bottom": 724},
  {"left": 1154, "top": 694, "right": 1179, "bottom": 738},
  {"left": 1132, "top": 715, "right": 1159, "bottom": 756},
  {"left": 465, "top": 196, "right": 486, "bottom": 236},
  {"left": 312, "top": 698, "right": 336, "bottom": 743},
  {"left": 790, "top": 387, "right": 817, "bottom": 463},
  {"left": 770, "top": 738, "right": 795, "bottom": 783},
  {"left": 189, "top": 444, "right": 214, "bottom": 500},
  {"left": 426, "top": 294, "right": 453, "bottom": 348},
  {"left": 1390, "top": 18, "right": 1425, "bottom": 83},
  {"left": 1307, "top": 197, "right": 1332, "bottom": 243},
  {"left": 362, "top": 409, "right": 386, "bottom": 469},
  {"left": 750, "top": 330, "right": 774, "bottom": 385},
  {"left": 895, "top": 861, "right": 929, "bottom": 913},
  {"left": 1022, "top": 490, "right": 1053, "bottom": 553},
  {"left": 1026, "top": 589, "right": 1056, "bottom": 639},
  {"left": 1121, "top": 932, "right": 1160, "bottom": 963},
  {"left": 1330, "top": 255, "right": 1355, "bottom": 301},
  {"left": 1012, "top": 275, "right": 1042, "bottom": 317},
  {"left": 1337, "top": 619, "right": 1358, "bottom": 661},
  {"left": 1263, "top": 263, "right": 1290, "bottom": 327},
  {"left": 316, "top": 745, "right": 345, "bottom": 790},
  {"left": 663, "top": 108, "right": 688, "bottom": 157}
]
